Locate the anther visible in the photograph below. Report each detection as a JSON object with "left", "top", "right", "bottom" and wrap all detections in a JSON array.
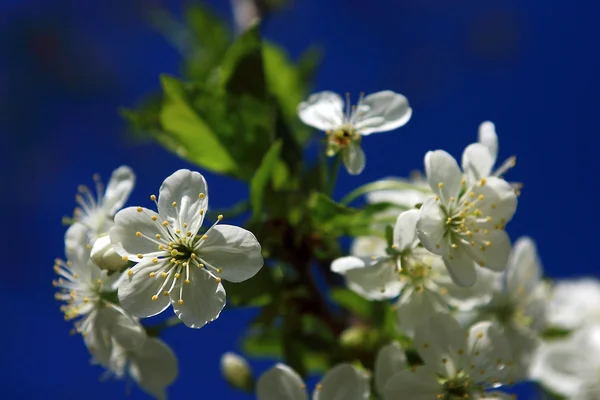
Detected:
[
  {"left": 137, "top": 254, "right": 143, "bottom": 259},
  {"left": 480, "top": 178, "right": 487, "bottom": 186},
  {"left": 199, "top": 193, "right": 205, "bottom": 199},
  {"left": 163, "top": 291, "right": 169, "bottom": 296},
  {"left": 172, "top": 201, "right": 177, "bottom": 207},
  {"left": 150, "top": 194, "right": 156, "bottom": 201},
  {"left": 174, "top": 273, "right": 180, "bottom": 279},
  {"left": 127, "top": 270, "right": 133, "bottom": 277},
  {"left": 178, "top": 299, "right": 184, "bottom": 305},
  {"left": 202, "top": 234, "right": 208, "bottom": 240},
  {"left": 136, "top": 231, "right": 142, "bottom": 237},
  {"left": 151, "top": 295, "right": 158, "bottom": 301},
  {"left": 152, "top": 258, "right": 158, "bottom": 264},
  {"left": 161, "top": 272, "right": 167, "bottom": 278},
  {"left": 171, "top": 250, "right": 178, "bottom": 257},
  {"left": 151, "top": 216, "right": 158, "bottom": 221},
  {"left": 122, "top": 255, "right": 128, "bottom": 261},
  {"left": 438, "top": 182, "right": 444, "bottom": 189},
  {"left": 162, "top": 221, "right": 169, "bottom": 227},
  {"left": 218, "top": 214, "right": 224, "bottom": 221},
  {"left": 149, "top": 272, "right": 156, "bottom": 277}
]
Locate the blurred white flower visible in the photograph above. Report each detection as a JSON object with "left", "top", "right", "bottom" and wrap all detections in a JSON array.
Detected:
[
  {"left": 417, "top": 149, "right": 518, "bottom": 286},
  {"left": 365, "top": 175, "right": 431, "bottom": 210},
  {"left": 71, "top": 166, "right": 135, "bottom": 242},
  {"left": 298, "top": 90, "right": 412, "bottom": 175},
  {"left": 54, "top": 223, "right": 144, "bottom": 365},
  {"left": 374, "top": 341, "right": 406, "bottom": 395},
  {"left": 221, "top": 352, "right": 253, "bottom": 391},
  {"left": 110, "top": 169, "right": 264, "bottom": 328},
  {"left": 91, "top": 234, "right": 129, "bottom": 271},
  {"left": 383, "top": 313, "right": 514, "bottom": 400},
  {"left": 546, "top": 278, "right": 600, "bottom": 330},
  {"left": 256, "top": 363, "right": 370, "bottom": 400},
  {"left": 531, "top": 324, "right": 600, "bottom": 399}
]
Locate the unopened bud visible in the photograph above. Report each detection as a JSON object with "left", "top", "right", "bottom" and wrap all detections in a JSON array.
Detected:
[
  {"left": 91, "top": 235, "right": 128, "bottom": 271},
  {"left": 340, "top": 325, "right": 378, "bottom": 350},
  {"left": 220, "top": 352, "right": 253, "bottom": 392}
]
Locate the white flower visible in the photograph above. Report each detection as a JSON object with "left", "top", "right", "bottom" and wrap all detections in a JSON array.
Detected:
[
  {"left": 104, "top": 336, "right": 178, "bottom": 400},
  {"left": 298, "top": 90, "right": 412, "bottom": 175},
  {"left": 383, "top": 312, "right": 514, "bottom": 400},
  {"left": 110, "top": 169, "right": 264, "bottom": 328},
  {"left": 531, "top": 324, "right": 600, "bottom": 399},
  {"left": 466, "top": 237, "right": 549, "bottom": 380},
  {"left": 333, "top": 210, "right": 494, "bottom": 335},
  {"left": 374, "top": 342, "right": 407, "bottom": 395},
  {"left": 416, "top": 149, "right": 518, "bottom": 286},
  {"left": 366, "top": 175, "right": 431, "bottom": 210},
  {"left": 546, "top": 278, "right": 600, "bottom": 330},
  {"left": 256, "top": 363, "right": 370, "bottom": 400},
  {"left": 91, "top": 234, "right": 129, "bottom": 271},
  {"left": 54, "top": 223, "right": 144, "bottom": 364},
  {"left": 72, "top": 166, "right": 135, "bottom": 242},
  {"left": 221, "top": 352, "right": 253, "bottom": 390}
]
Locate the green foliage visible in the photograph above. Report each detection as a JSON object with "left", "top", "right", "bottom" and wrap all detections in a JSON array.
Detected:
[
  {"left": 224, "top": 266, "right": 276, "bottom": 307},
  {"left": 249, "top": 140, "right": 283, "bottom": 219}
]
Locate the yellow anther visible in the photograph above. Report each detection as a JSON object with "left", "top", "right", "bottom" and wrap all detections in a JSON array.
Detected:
[
  {"left": 171, "top": 250, "right": 178, "bottom": 257},
  {"left": 174, "top": 273, "right": 180, "bottom": 279},
  {"left": 137, "top": 253, "right": 143, "bottom": 259},
  {"left": 485, "top": 241, "right": 492, "bottom": 247},
  {"left": 184, "top": 279, "right": 190, "bottom": 284},
  {"left": 136, "top": 231, "right": 142, "bottom": 237},
  {"left": 83, "top": 297, "right": 89, "bottom": 303},
  {"left": 469, "top": 192, "right": 475, "bottom": 198},
  {"left": 435, "top": 195, "right": 439, "bottom": 201},
  {"left": 200, "top": 209, "right": 205, "bottom": 215},
  {"left": 491, "top": 204, "right": 496, "bottom": 209},
  {"left": 436, "top": 244, "right": 440, "bottom": 249},
  {"left": 486, "top": 216, "right": 492, "bottom": 223},
  {"left": 474, "top": 209, "right": 482, "bottom": 217},
  {"left": 186, "top": 231, "right": 191, "bottom": 237},
  {"left": 471, "top": 241, "right": 476, "bottom": 246},
  {"left": 451, "top": 243, "right": 457, "bottom": 248},
  {"left": 202, "top": 234, "right": 208, "bottom": 240},
  {"left": 163, "top": 291, "right": 169, "bottom": 296},
  {"left": 152, "top": 258, "right": 158, "bottom": 264},
  {"left": 151, "top": 215, "right": 158, "bottom": 221},
  {"left": 190, "top": 253, "right": 196, "bottom": 259},
  {"left": 461, "top": 178, "right": 466, "bottom": 185},
  {"left": 215, "top": 277, "right": 222, "bottom": 283},
  {"left": 121, "top": 255, "right": 128, "bottom": 261},
  {"left": 172, "top": 201, "right": 177, "bottom": 207},
  {"left": 438, "top": 182, "right": 444, "bottom": 189},
  {"left": 149, "top": 272, "right": 156, "bottom": 278},
  {"left": 161, "top": 272, "right": 167, "bottom": 278},
  {"left": 218, "top": 214, "right": 224, "bottom": 221},
  {"left": 478, "top": 194, "right": 484, "bottom": 200},
  {"left": 480, "top": 178, "right": 487, "bottom": 186},
  {"left": 162, "top": 221, "right": 169, "bottom": 227},
  {"left": 150, "top": 194, "right": 156, "bottom": 201},
  {"left": 217, "top": 268, "right": 222, "bottom": 273},
  {"left": 316, "top": 383, "right": 322, "bottom": 391},
  {"left": 175, "top": 229, "right": 181, "bottom": 234},
  {"left": 127, "top": 270, "right": 133, "bottom": 277},
  {"left": 155, "top": 234, "right": 161, "bottom": 240},
  {"left": 199, "top": 193, "right": 205, "bottom": 199},
  {"left": 478, "top": 261, "right": 486, "bottom": 267},
  {"left": 178, "top": 299, "right": 184, "bottom": 305},
  {"left": 199, "top": 263, "right": 205, "bottom": 268},
  {"left": 151, "top": 295, "right": 158, "bottom": 301},
  {"left": 158, "top": 244, "right": 165, "bottom": 250},
  {"left": 136, "top": 206, "right": 143, "bottom": 212},
  {"left": 450, "top": 196, "right": 455, "bottom": 202}
]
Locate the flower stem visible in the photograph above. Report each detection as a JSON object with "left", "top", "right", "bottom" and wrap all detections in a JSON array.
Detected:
[{"left": 327, "top": 155, "right": 341, "bottom": 196}]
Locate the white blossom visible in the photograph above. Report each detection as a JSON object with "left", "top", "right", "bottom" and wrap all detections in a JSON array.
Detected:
[
  {"left": 374, "top": 341, "right": 407, "bottom": 395},
  {"left": 333, "top": 210, "right": 494, "bottom": 335},
  {"left": 91, "top": 234, "right": 129, "bottom": 271},
  {"left": 110, "top": 169, "right": 264, "bottom": 328},
  {"left": 416, "top": 149, "right": 518, "bottom": 286},
  {"left": 221, "top": 352, "right": 253, "bottom": 390},
  {"left": 104, "top": 336, "right": 178, "bottom": 400},
  {"left": 256, "top": 363, "right": 370, "bottom": 400},
  {"left": 365, "top": 175, "right": 431, "bottom": 210},
  {"left": 54, "top": 223, "right": 144, "bottom": 365},
  {"left": 546, "top": 278, "right": 600, "bottom": 330},
  {"left": 298, "top": 91, "right": 412, "bottom": 175},
  {"left": 531, "top": 324, "right": 600, "bottom": 399},
  {"left": 71, "top": 166, "right": 135, "bottom": 242},
  {"left": 383, "top": 313, "right": 514, "bottom": 400}
]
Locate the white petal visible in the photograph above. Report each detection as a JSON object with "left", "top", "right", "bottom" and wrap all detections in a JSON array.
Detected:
[
  {"left": 392, "top": 209, "right": 419, "bottom": 251},
  {"left": 416, "top": 197, "right": 448, "bottom": 256},
  {"left": 547, "top": 278, "right": 600, "bottom": 329},
  {"left": 110, "top": 207, "right": 164, "bottom": 260},
  {"left": 366, "top": 178, "right": 429, "bottom": 209},
  {"left": 332, "top": 257, "right": 403, "bottom": 300},
  {"left": 257, "top": 363, "right": 308, "bottom": 400},
  {"left": 467, "top": 322, "right": 512, "bottom": 384},
  {"left": 444, "top": 246, "right": 477, "bottom": 287},
  {"left": 506, "top": 236, "right": 542, "bottom": 298},
  {"left": 196, "top": 225, "right": 263, "bottom": 283},
  {"left": 375, "top": 342, "right": 407, "bottom": 394},
  {"left": 172, "top": 267, "right": 226, "bottom": 328},
  {"left": 437, "top": 266, "right": 500, "bottom": 311},
  {"left": 100, "top": 306, "right": 146, "bottom": 352},
  {"left": 342, "top": 142, "right": 366, "bottom": 175},
  {"left": 64, "top": 222, "right": 93, "bottom": 279},
  {"left": 424, "top": 150, "right": 462, "bottom": 204},
  {"left": 129, "top": 337, "right": 178, "bottom": 400},
  {"left": 103, "top": 166, "right": 136, "bottom": 216},
  {"left": 313, "top": 364, "right": 370, "bottom": 400},
  {"left": 350, "top": 236, "right": 388, "bottom": 257},
  {"left": 476, "top": 176, "right": 518, "bottom": 224},
  {"left": 467, "top": 229, "right": 512, "bottom": 272},
  {"left": 158, "top": 169, "right": 208, "bottom": 236},
  {"left": 82, "top": 311, "right": 113, "bottom": 366},
  {"left": 297, "top": 91, "right": 344, "bottom": 131},
  {"left": 382, "top": 366, "right": 441, "bottom": 400},
  {"left": 413, "top": 312, "right": 466, "bottom": 376},
  {"left": 353, "top": 91, "right": 412, "bottom": 135},
  {"left": 462, "top": 143, "right": 494, "bottom": 185},
  {"left": 478, "top": 121, "right": 498, "bottom": 162},
  {"left": 118, "top": 260, "right": 171, "bottom": 318},
  {"left": 395, "top": 287, "right": 446, "bottom": 337}
]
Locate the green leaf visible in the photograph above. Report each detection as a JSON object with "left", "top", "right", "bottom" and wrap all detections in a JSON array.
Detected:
[
  {"left": 385, "top": 224, "right": 394, "bottom": 248},
  {"left": 250, "top": 140, "right": 283, "bottom": 219},
  {"left": 242, "top": 326, "right": 283, "bottom": 358},
  {"left": 330, "top": 288, "right": 372, "bottom": 319},
  {"left": 224, "top": 266, "right": 275, "bottom": 307},
  {"left": 159, "top": 75, "right": 238, "bottom": 175}
]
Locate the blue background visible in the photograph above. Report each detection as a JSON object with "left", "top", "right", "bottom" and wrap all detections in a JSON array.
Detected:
[{"left": 1, "top": 0, "right": 597, "bottom": 398}]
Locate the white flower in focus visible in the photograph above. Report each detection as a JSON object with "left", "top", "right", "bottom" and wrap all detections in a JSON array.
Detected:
[
  {"left": 256, "top": 363, "right": 370, "bottom": 400},
  {"left": 546, "top": 278, "right": 600, "bottom": 330},
  {"left": 54, "top": 223, "right": 144, "bottom": 364},
  {"left": 221, "top": 352, "right": 253, "bottom": 391},
  {"left": 383, "top": 313, "right": 514, "bottom": 400},
  {"left": 71, "top": 166, "right": 135, "bottom": 242},
  {"left": 91, "top": 234, "right": 129, "bottom": 271},
  {"left": 469, "top": 237, "right": 549, "bottom": 380},
  {"left": 531, "top": 324, "right": 600, "bottom": 399},
  {"left": 110, "top": 169, "right": 264, "bottom": 328},
  {"left": 298, "top": 91, "right": 412, "bottom": 175},
  {"left": 417, "top": 149, "right": 518, "bottom": 286},
  {"left": 333, "top": 210, "right": 494, "bottom": 335},
  {"left": 105, "top": 336, "right": 178, "bottom": 400},
  {"left": 374, "top": 342, "right": 407, "bottom": 395}
]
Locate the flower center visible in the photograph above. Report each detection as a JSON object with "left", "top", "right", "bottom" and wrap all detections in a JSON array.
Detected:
[
  {"left": 441, "top": 374, "right": 472, "bottom": 399},
  {"left": 326, "top": 126, "right": 360, "bottom": 155}
]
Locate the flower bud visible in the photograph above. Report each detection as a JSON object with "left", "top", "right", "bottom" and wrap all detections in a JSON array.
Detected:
[
  {"left": 340, "top": 325, "right": 378, "bottom": 350},
  {"left": 91, "top": 235, "right": 127, "bottom": 271},
  {"left": 220, "top": 352, "right": 253, "bottom": 392}
]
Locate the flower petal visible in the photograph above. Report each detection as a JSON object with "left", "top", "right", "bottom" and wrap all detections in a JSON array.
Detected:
[
  {"left": 297, "top": 91, "right": 344, "bottom": 131},
  {"left": 467, "top": 229, "right": 512, "bottom": 272},
  {"left": 64, "top": 222, "right": 93, "bottom": 279},
  {"left": 158, "top": 169, "right": 208, "bottom": 236},
  {"left": 546, "top": 278, "right": 600, "bottom": 329},
  {"left": 196, "top": 224, "right": 263, "bottom": 283},
  {"left": 382, "top": 366, "right": 441, "bottom": 400},
  {"left": 467, "top": 321, "right": 511, "bottom": 384},
  {"left": 478, "top": 121, "right": 498, "bottom": 162},
  {"left": 395, "top": 287, "right": 446, "bottom": 337},
  {"left": 443, "top": 246, "right": 477, "bottom": 287},
  {"left": 506, "top": 236, "right": 542, "bottom": 298},
  {"left": 350, "top": 236, "right": 388, "bottom": 257},
  {"left": 462, "top": 143, "right": 494, "bottom": 185},
  {"left": 332, "top": 256, "right": 403, "bottom": 300},
  {"left": 172, "top": 267, "right": 226, "bottom": 328},
  {"left": 475, "top": 176, "right": 518, "bottom": 225},
  {"left": 424, "top": 150, "right": 462, "bottom": 204},
  {"left": 342, "top": 142, "right": 366, "bottom": 175},
  {"left": 353, "top": 91, "right": 412, "bottom": 135},
  {"left": 118, "top": 260, "right": 171, "bottom": 318},
  {"left": 110, "top": 207, "right": 164, "bottom": 260},
  {"left": 103, "top": 166, "right": 136, "bottom": 216},
  {"left": 313, "top": 364, "right": 370, "bottom": 400},
  {"left": 393, "top": 209, "right": 419, "bottom": 251},
  {"left": 416, "top": 197, "right": 448, "bottom": 256},
  {"left": 375, "top": 342, "right": 407, "bottom": 394},
  {"left": 257, "top": 363, "right": 308, "bottom": 400},
  {"left": 128, "top": 337, "right": 178, "bottom": 400}
]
